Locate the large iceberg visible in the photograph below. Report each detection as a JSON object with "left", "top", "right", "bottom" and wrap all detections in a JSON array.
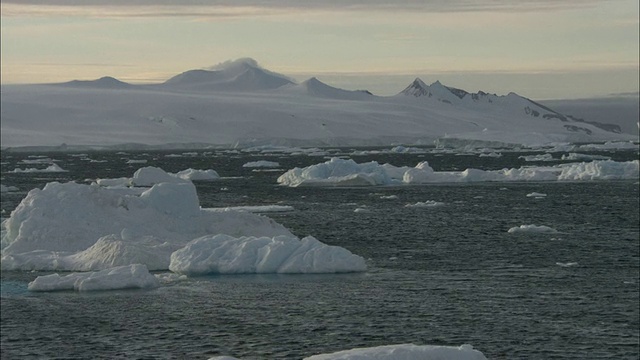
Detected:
[
  {"left": 277, "top": 158, "right": 639, "bottom": 186},
  {"left": 1, "top": 168, "right": 365, "bottom": 274}
]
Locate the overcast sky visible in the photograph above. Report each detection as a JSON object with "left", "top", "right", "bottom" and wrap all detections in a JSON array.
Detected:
[{"left": 1, "top": 0, "right": 638, "bottom": 99}]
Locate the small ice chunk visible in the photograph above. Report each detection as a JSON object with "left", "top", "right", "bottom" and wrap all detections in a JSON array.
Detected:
[
  {"left": 10, "top": 163, "right": 67, "bottom": 173},
  {"left": 243, "top": 160, "right": 281, "bottom": 168},
  {"left": 556, "top": 262, "right": 578, "bottom": 267},
  {"left": 0, "top": 184, "right": 19, "bottom": 193},
  {"left": 174, "top": 168, "right": 220, "bottom": 181},
  {"left": 526, "top": 192, "right": 547, "bottom": 198},
  {"left": 508, "top": 224, "right": 558, "bottom": 233},
  {"left": 405, "top": 201, "right": 445, "bottom": 208}
]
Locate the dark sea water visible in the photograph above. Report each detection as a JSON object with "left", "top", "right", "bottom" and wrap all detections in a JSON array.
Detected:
[{"left": 1, "top": 148, "right": 639, "bottom": 359}]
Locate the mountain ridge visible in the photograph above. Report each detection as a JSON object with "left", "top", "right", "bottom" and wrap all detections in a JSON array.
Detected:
[{"left": 2, "top": 58, "right": 634, "bottom": 149}]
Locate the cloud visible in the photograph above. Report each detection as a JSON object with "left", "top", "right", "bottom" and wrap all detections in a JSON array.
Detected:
[{"left": 1, "top": 0, "right": 606, "bottom": 18}]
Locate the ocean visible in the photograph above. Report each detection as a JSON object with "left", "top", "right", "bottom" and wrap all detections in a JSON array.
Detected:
[{"left": 1, "top": 147, "right": 638, "bottom": 359}]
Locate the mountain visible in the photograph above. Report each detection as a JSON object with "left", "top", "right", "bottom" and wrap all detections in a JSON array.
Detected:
[
  {"left": 161, "top": 58, "right": 294, "bottom": 92},
  {"left": 398, "top": 78, "right": 622, "bottom": 134},
  {"left": 56, "top": 76, "right": 132, "bottom": 89},
  {"left": 287, "top": 77, "right": 374, "bottom": 100},
  {"left": 1, "top": 60, "right": 636, "bottom": 150}
]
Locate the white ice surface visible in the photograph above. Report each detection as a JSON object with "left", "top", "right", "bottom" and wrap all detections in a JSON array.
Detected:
[
  {"left": 28, "top": 264, "right": 159, "bottom": 292},
  {"left": 1, "top": 168, "right": 362, "bottom": 273},
  {"left": 0, "top": 184, "right": 19, "bottom": 193},
  {"left": 169, "top": 235, "right": 366, "bottom": 275},
  {"left": 95, "top": 166, "right": 219, "bottom": 187},
  {"left": 242, "top": 160, "right": 281, "bottom": 168},
  {"left": 405, "top": 201, "right": 445, "bottom": 208},
  {"left": 508, "top": 225, "right": 558, "bottom": 234},
  {"left": 305, "top": 343, "right": 487, "bottom": 360},
  {"left": 207, "top": 344, "right": 487, "bottom": 360},
  {"left": 9, "top": 163, "right": 67, "bottom": 173},
  {"left": 204, "top": 205, "right": 294, "bottom": 213},
  {"left": 278, "top": 158, "right": 639, "bottom": 186}
]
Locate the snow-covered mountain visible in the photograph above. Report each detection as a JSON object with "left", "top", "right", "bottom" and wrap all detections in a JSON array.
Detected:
[
  {"left": 399, "top": 78, "right": 622, "bottom": 134},
  {"left": 285, "top": 77, "right": 374, "bottom": 100},
  {"left": 160, "top": 58, "right": 294, "bottom": 92},
  {"left": 56, "top": 76, "right": 133, "bottom": 89},
  {"left": 1, "top": 59, "right": 636, "bottom": 150}
]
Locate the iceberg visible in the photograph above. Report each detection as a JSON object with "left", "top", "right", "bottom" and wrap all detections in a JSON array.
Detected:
[
  {"left": 95, "top": 166, "right": 219, "bottom": 187},
  {"left": 1, "top": 167, "right": 365, "bottom": 274},
  {"left": 169, "top": 235, "right": 366, "bottom": 275},
  {"left": 278, "top": 158, "right": 639, "bottom": 186},
  {"left": 28, "top": 264, "right": 159, "bottom": 292},
  {"left": 277, "top": 158, "right": 403, "bottom": 187}
]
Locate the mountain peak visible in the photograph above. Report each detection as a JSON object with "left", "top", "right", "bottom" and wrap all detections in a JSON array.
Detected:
[
  {"left": 164, "top": 58, "right": 294, "bottom": 91},
  {"left": 56, "top": 76, "right": 131, "bottom": 89},
  {"left": 401, "top": 78, "right": 430, "bottom": 97}
]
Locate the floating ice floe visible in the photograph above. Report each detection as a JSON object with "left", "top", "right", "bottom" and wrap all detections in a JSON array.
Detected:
[
  {"left": 20, "top": 158, "right": 57, "bottom": 164},
  {"left": 9, "top": 163, "right": 68, "bottom": 173},
  {"left": 96, "top": 166, "right": 219, "bottom": 187},
  {"left": 1, "top": 167, "right": 365, "bottom": 275},
  {"left": 277, "top": 158, "right": 639, "bottom": 187},
  {"left": 519, "top": 154, "right": 555, "bottom": 162},
  {"left": 405, "top": 201, "right": 445, "bottom": 208},
  {"left": 174, "top": 168, "right": 220, "bottom": 181},
  {"left": 526, "top": 192, "right": 547, "bottom": 198},
  {"left": 207, "top": 343, "right": 487, "bottom": 360},
  {"left": 479, "top": 152, "right": 502, "bottom": 158},
  {"left": 0, "top": 184, "right": 19, "bottom": 193},
  {"left": 242, "top": 160, "right": 281, "bottom": 168},
  {"left": 556, "top": 262, "right": 578, "bottom": 267},
  {"left": 169, "top": 235, "right": 366, "bottom": 275},
  {"left": 380, "top": 195, "right": 399, "bottom": 200},
  {"left": 508, "top": 225, "right": 558, "bottom": 234},
  {"left": 303, "top": 343, "right": 487, "bottom": 360},
  {"left": 561, "top": 153, "right": 611, "bottom": 161},
  {"left": 204, "top": 205, "right": 294, "bottom": 213},
  {"left": 28, "top": 264, "right": 159, "bottom": 292}
]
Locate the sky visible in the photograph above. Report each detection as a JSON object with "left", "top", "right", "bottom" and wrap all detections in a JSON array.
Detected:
[{"left": 1, "top": 0, "right": 638, "bottom": 100}]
